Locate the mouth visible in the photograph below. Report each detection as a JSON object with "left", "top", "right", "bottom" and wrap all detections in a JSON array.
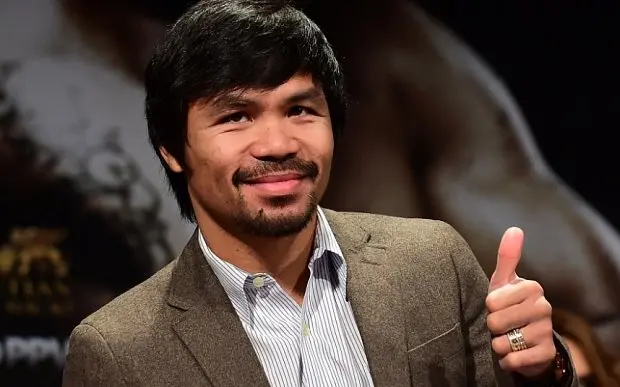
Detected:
[{"left": 243, "top": 173, "right": 307, "bottom": 195}]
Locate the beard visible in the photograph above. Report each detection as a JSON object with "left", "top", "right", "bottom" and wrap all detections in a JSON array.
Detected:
[
  {"left": 226, "top": 157, "right": 322, "bottom": 237},
  {"left": 230, "top": 190, "right": 319, "bottom": 237}
]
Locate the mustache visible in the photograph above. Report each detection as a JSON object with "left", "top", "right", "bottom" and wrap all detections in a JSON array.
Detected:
[{"left": 232, "top": 158, "right": 319, "bottom": 186}]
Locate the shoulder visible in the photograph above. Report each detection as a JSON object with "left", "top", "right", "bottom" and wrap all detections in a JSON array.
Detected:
[
  {"left": 324, "top": 208, "right": 467, "bottom": 250},
  {"left": 78, "top": 259, "right": 178, "bottom": 341},
  {"left": 324, "top": 209, "right": 481, "bottom": 279},
  {"left": 65, "top": 259, "right": 188, "bottom": 384}
]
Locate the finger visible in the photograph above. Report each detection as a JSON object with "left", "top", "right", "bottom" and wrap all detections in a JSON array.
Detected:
[
  {"left": 489, "top": 227, "right": 524, "bottom": 292},
  {"left": 486, "top": 280, "right": 544, "bottom": 313},
  {"left": 491, "top": 318, "right": 554, "bottom": 356},
  {"left": 498, "top": 342, "right": 556, "bottom": 377},
  {"left": 487, "top": 296, "right": 552, "bottom": 336}
]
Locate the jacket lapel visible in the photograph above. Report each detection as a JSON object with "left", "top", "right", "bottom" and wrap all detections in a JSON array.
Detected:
[
  {"left": 166, "top": 230, "right": 270, "bottom": 387},
  {"left": 324, "top": 210, "right": 412, "bottom": 387},
  {"left": 165, "top": 211, "right": 414, "bottom": 387}
]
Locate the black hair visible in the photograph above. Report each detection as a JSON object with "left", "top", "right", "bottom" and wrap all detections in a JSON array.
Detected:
[{"left": 144, "top": 0, "right": 347, "bottom": 222}]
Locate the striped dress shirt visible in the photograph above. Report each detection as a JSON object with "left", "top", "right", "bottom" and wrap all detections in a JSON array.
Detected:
[{"left": 198, "top": 207, "right": 374, "bottom": 387}]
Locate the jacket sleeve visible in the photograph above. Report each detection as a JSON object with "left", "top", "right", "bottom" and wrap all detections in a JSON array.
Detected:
[
  {"left": 443, "top": 222, "right": 500, "bottom": 386},
  {"left": 551, "top": 333, "right": 578, "bottom": 387},
  {"left": 62, "top": 323, "right": 127, "bottom": 387}
]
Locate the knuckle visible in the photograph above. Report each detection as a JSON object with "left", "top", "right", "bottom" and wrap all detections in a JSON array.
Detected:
[
  {"left": 535, "top": 297, "right": 553, "bottom": 317},
  {"left": 525, "top": 280, "right": 544, "bottom": 297},
  {"left": 485, "top": 295, "right": 498, "bottom": 312},
  {"left": 486, "top": 313, "right": 503, "bottom": 334},
  {"left": 543, "top": 299, "right": 553, "bottom": 315}
]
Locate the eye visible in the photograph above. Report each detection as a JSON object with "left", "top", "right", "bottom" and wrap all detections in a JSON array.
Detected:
[
  {"left": 219, "top": 112, "right": 250, "bottom": 124},
  {"left": 288, "top": 106, "right": 314, "bottom": 117}
]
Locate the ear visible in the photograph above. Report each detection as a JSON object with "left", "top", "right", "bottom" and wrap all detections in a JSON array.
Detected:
[{"left": 159, "top": 147, "right": 183, "bottom": 173}]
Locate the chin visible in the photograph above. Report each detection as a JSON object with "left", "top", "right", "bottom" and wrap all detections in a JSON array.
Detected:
[
  {"left": 245, "top": 192, "right": 317, "bottom": 218},
  {"left": 233, "top": 195, "right": 317, "bottom": 238},
  {"left": 257, "top": 194, "right": 313, "bottom": 214}
]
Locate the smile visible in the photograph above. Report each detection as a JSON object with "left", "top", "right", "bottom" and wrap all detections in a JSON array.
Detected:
[{"left": 243, "top": 173, "right": 307, "bottom": 195}]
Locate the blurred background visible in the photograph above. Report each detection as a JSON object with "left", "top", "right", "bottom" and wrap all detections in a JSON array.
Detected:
[{"left": 1, "top": 0, "right": 619, "bottom": 385}]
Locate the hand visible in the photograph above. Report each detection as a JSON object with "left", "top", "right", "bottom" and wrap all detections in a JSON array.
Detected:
[{"left": 486, "top": 227, "right": 556, "bottom": 379}]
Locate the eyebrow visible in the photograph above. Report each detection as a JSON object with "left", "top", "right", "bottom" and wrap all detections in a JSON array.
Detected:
[
  {"left": 284, "top": 88, "right": 324, "bottom": 105},
  {"left": 208, "top": 87, "right": 325, "bottom": 113}
]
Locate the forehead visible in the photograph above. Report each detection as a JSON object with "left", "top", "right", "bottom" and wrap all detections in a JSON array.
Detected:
[
  {"left": 213, "top": 74, "right": 324, "bottom": 105},
  {"left": 256, "top": 74, "right": 318, "bottom": 95}
]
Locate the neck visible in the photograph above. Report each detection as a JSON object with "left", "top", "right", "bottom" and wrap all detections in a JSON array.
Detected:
[{"left": 196, "top": 211, "right": 318, "bottom": 300}]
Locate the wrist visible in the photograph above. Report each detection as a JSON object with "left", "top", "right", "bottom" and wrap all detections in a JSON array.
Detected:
[{"left": 517, "top": 352, "right": 569, "bottom": 386}]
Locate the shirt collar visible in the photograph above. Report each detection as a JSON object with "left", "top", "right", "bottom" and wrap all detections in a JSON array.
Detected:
[
  {"left": 198, "top": 207, "right": 346, "bottom": 321},
  {"left": 312, "top": 207, "right": 344, "bottom": 267}
]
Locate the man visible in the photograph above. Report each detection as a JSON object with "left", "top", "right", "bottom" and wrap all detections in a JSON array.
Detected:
[
  {"left": 62, "top": 1, "right": 577, "bottom": 386},
  {"left": 32, "top": 0, "right": 620, "bottom": 356}
]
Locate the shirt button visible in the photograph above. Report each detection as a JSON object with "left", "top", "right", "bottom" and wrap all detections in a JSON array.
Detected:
[
  {"left": 252, "top": 276, "right": 265, "bottom": 288},
  {"left": 302, "top": 323, "right": 310, "bottom": 336}
]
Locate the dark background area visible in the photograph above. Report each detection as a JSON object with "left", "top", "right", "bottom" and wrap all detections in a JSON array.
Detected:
[
  {"left": 127, "top": 0, "right": 620, "bottom": 228},
  {"left": 417, "top": 1, "right": 620, "bottom": 229}
]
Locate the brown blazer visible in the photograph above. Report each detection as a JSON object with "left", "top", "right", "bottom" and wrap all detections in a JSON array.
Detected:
[{"left": 62, "top": 210, "right": 576, "bottom": 386}]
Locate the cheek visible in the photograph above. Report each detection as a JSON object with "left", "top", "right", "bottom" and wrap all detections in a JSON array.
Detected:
[
  {"left": 297, "top": 125, "right": 333, "bottom": 185},
  {"left": 185, "top": 141, "right": 235, "bottom": 194},
  {"left": 298, "top": 120, "right": 333, "bottom": 152},
  {"left": 313, "top": 128, "right": 334, "bottom": 170}
]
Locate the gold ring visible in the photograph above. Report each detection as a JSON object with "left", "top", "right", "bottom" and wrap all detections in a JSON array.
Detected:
[{"left": 506, "top": 328, "right": 528, "bottom": 352}]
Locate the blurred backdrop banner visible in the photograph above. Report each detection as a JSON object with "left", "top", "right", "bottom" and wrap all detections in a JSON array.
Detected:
[{"left": 1, "top": 1, "right": 619, "bottom": 386}]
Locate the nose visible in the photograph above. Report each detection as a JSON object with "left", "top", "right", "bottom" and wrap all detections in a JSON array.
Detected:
[{"left": 249, "top": 120, "right": 300, "bottom": 161}]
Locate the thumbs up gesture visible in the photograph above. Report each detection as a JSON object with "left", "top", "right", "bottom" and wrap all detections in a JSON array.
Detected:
[{"left": 486, "top": 228, "right": 556, "bottom": 378}]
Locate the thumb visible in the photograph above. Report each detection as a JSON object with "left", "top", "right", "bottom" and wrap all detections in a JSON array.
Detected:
[{"left": 489, "top": 227, "right": 524, "bottom": 292}]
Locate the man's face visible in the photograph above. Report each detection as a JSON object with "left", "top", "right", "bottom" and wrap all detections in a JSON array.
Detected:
[{"left": 163, "top": 74, "right": 334, "bottom": 237}]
